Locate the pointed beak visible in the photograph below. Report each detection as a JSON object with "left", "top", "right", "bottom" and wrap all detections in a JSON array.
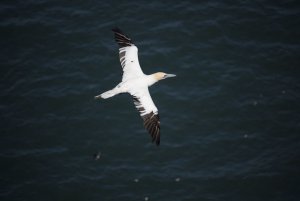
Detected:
[{"left": 164, "top": 74, "right": 176, "bottom": 78}]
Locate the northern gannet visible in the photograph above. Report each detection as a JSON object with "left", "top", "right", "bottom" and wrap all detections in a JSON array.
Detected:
[{"left": 95, "top": 28, "right": 176, "bottom": 145}]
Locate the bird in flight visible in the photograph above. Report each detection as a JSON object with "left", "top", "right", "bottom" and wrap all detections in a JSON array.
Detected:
[{"left": 95, "top": 28, "right": 176, "bottom": 145}]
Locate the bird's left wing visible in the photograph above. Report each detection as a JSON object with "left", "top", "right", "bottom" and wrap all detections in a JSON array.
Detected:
[
  {"left": 112, "top": 28, "right": 144, "bottom": 81},
  {"left": 131, "top": 88, "right": 160, "bottom": 145}
]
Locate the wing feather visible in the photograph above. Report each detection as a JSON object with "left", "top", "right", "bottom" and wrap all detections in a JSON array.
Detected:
[
  {"left": 132, "top": 89, "right": 160, "bottom": 145},
  {"left": 112, "top": 28, "right": 144, "bottom": 81}
]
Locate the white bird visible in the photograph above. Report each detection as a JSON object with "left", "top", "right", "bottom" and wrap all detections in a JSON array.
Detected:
[{"left": 95, "top": 28, "right": 176, "bottom": 145}]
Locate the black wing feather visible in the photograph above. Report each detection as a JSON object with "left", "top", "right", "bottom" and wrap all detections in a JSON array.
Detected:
[
  {"left": 142, "top": 112, "right": 160, "bottom": 146},
  {"left": 133, "top": 96, "right": 161, "bottom": 146},
  {"left": 112, "top": 28, "right": 134, "bottom": 47}
]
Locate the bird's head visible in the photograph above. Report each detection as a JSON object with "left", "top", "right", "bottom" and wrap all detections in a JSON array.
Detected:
[{"left": 154, "top": 72, "right": 176, "bottom": 81}]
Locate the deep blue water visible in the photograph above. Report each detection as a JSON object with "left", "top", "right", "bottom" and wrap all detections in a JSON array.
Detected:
[{"left": 1, "top": 0, "right": 300, "bottom": 200}]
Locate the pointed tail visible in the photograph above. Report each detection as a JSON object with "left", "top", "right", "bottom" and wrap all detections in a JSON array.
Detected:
[{"left": 95, "top": 89, "right": 118, "bottom": 99}]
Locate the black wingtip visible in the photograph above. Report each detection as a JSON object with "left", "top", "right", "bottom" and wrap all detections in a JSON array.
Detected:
[
  {"left": 152, "top": 129, "right": 160, "bottom": 146},
  {"left": 111, "top": 27, "right": 133, "bottom": 48},
  {"left": 156, "top": 139, "right": 160, "bottom": 146},
  {"left": 152, "top": 136, "right": 160, "bottom": 146},
  {"left": 112, "top": 27, "right": 122, "bottom": 33}
]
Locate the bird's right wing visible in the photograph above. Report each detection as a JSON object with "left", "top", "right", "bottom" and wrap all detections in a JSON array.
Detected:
[
  {"left": 112, "top": 28, "right": 144, "bottom": 81},
  {"left": 131, "top": 88, "right": 160, "bottom": 145}
]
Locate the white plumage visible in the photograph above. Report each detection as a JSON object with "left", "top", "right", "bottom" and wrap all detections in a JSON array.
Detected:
[{"left": 95, "top": 28, "right": 176, "bottom": 145}]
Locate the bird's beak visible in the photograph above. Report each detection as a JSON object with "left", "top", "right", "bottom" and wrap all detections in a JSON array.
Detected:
[{"left": 164, "top": 74, "right": 176, "bottom": 78}]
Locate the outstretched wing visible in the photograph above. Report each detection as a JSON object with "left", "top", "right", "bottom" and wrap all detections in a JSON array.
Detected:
[
  {"left": 131, "top": 88, "right": 160, "bottom": 145},
  {"left": 112, "top": 28, "right": 144, "bottom": 81}
]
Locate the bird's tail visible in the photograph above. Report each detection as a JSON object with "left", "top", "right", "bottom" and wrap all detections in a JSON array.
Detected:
[{"left": 95, "top": 88, "right": 118, "bottom": 99}]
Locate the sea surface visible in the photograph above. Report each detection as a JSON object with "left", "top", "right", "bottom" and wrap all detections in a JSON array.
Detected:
[{"left": 1, "top": 0, "right": 300, "bottom": 200}]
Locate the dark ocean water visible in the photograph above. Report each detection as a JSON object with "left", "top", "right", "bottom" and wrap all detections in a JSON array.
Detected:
[{"left": 1, "top": 0, "right": 300, "bottom": 200}]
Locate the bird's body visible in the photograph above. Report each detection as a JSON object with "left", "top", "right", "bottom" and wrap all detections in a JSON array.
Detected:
[{"left": 95, "top": 28, "right": 176, "bottom": 145}]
